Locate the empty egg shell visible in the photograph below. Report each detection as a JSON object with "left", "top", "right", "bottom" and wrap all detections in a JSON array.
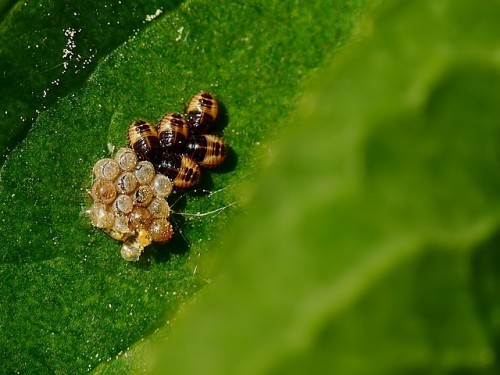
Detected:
[
  {"left": 135, "top": 161, "right": 155, "bottom": 184},
  {"left": 112, "top": 214, "right": 131, "bottom": 234},
  {"left": 116, "top": 172, "right": 138, "bottom": 194},
  {"left": 115, "top": 147, "right": 138, "bottom": 171},
  {"left": 150, "top": 218, "right": 174, "bottom": 243},
  {"left": 150, "top": 174, "right": 173, "bottom": 198},
  {"left": 112, "top": 194, "right": 134, "bottom": 214},
  {"left": 120, "top": 240, "right": 143, "bottom": 262},
  {"left": 128, "top": 206, "right": 153, "bottom": 230},
  {"left": 148, "top": 197, "right": 170, "bottom": 219},
  {"left": 148, "top": 197, "right": 170, "bottom": 218},
  {"left": 93, "top": 158, "right": 121, "bottom": 181},
  {"left": 133, "top": 185, "right": 154, "bottom": 207},
  {"left": 89, "top": 203, "right": 115, "bottom": 229},
  {"left": 91, "top": 179, "right": 117, "bottom": 204}
]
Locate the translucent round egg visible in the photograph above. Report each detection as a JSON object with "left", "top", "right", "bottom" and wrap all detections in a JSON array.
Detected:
[
  {"left": 115, "top": 147, "right": 138, "bottom": 171},
  {"left": 150, "top": 218, "right": 174, "bottom": 243},
  {"left": 89, "top": 203, "right": 115, "bottom": 229},
  {"left": 128, "top": 206, "right": 153, "bottom": 230},
  {"left": 150, "top": 174, "right": 173, "bottom": 198},
  {"left": 91, "top": 179, "right": 117, "bottom": 204},
  {"left": 93, "top": 158, "right": 121, "bottom": 181},
  {"left": 148, "top": 197, "right": 170, "bottom": 218},
  {"left": 133, "top": 185, "right": 154, "bottom": 207},
  {"left": 135, "top": 161, "right": 155, "bottom": 184},
  {"left": 112, "top": 214, "right": 131, "bottom": 234},
  {"left": 112, "top": 194, "right": 134, "bottom": 215},
  {"left": 121, "top": 241, "right": 142, "bottom": 262},
  {"left": 116, "top": 172, "right": 138, "bottom": 194}
]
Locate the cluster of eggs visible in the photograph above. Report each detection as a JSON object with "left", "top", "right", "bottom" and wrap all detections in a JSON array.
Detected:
[
  {"left": 89, "top": 92, "right": 228, "bottom": 261},
  {"left": 89, "top": 147, "right": 174, "bottom": 261}
]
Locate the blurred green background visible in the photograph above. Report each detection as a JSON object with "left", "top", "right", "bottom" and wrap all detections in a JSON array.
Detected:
[{"left": 1, "top": 0, "right": 500, "bottom": 374}]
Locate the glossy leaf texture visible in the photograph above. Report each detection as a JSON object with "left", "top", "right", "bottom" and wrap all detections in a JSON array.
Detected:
[
  {"left": 149, "top": 0, "right": 500, "bottom": 374},
  {"left": 0, "top": 0, "right": 370, "bottom": 373}
]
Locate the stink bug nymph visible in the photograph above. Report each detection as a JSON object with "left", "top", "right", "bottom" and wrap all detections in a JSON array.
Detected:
[
  {"left": 155, "top": 154, "right": 201, "bottom": 189},
  {"left": 156, "top": 113, "right": 190, "bottom": 154},
  {"left": 186, "top": 92, "right": 219, "bottom": 134},
  {"left": 185, "top": 134, "right": 227, "bottom": 168},
  {"left": 127, "top": 120, "right": 160, "bottom": 162}
]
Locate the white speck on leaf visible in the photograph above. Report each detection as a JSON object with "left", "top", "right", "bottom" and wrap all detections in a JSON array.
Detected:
[
  {"left": 145, "top": 8, "right": 162, "bottom": 22},
  {"left": 176, "top": 26, "right": 184, "bottom": 42}
]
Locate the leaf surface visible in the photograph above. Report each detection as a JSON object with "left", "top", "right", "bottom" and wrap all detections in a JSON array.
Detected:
[
  {"left": 0, "top": 0, "right": 369, "bottom": 373},
  {"left": 0, "top": 0, "right": 183, "bottom": 161},
  {"left": 150, "top": 0, "right": 500, "bottom": 374}
]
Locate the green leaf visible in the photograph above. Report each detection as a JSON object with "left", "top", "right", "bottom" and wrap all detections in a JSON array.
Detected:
[
  {"left": 149, "top": 0, "right": 500, "bottom": 374},
  {"left": 0, "top": 0, "right": 370, "bottom": 373}
]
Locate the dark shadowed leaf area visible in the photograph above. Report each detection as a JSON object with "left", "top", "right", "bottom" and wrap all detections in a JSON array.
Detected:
[
  {"left": 0, "top": 0, "right": 371, "bottom": 373},
  {"left": 0, "top": 0, "right": 183, "bottom": 162}
]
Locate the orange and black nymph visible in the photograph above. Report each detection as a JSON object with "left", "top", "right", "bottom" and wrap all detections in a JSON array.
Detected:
[
  {"left": 156, "top": 113, "right": 190, "bottom": 154},
  {"left": 127, "top": 120, "right": 160, "bottom": 162},
  {"left": 185, "top": 92, "right": 219, "bottom": 134},
  {"left": 155, "top": 154, "right": 201, "bottom": 189},
  {"left": 185, "top": 134, "right": 227, "bottom": 168}
]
